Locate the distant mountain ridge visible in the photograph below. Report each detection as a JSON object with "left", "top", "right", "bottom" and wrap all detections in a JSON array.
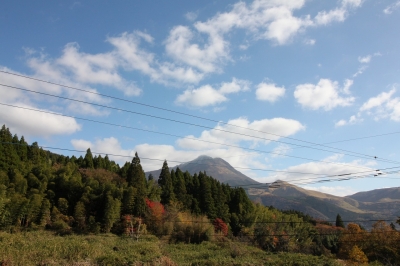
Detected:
[{"left": 146, "top": 155, "right": 400, "bottom": 228}]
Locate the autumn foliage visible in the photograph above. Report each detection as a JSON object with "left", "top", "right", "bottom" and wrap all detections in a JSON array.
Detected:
[{"left": 213, "top": 218, "right": 228, "bottom": 236}]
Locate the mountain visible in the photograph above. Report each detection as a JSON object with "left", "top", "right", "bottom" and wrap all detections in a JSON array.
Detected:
[
  {"left": 146, "top": 155, "right": 400, "bottom": 228},
  {"left": 250, "top": 181, "right": 400, "bottom": 228},
  {"left": 145, "top": 155, "right": 259, "bottom": 186}
]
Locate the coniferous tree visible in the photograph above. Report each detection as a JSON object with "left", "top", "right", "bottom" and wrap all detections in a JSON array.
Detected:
[
  {"left": 158, "top": 160, "right": 175, "bottom": 205},
  {"left": 336, "top": 214, "right": 345, "bottom": 228},
  {"left": 104, "top": 155, "right": 111, "bottom": 171},
  {"left": 127, "top": 153, "right": 147, "bottom": 217},
  {"left": 84, "top": 148, "right": 94, "bottom": 169},
  {"left": 174, "top": 168, "right": 187, "bottom": 205},
  {"left": 198, "top": 172, "right": 216, "bottom": 219}
]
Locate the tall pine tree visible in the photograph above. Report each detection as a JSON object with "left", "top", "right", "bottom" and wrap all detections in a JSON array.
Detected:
[
  {"left": 158, "top": 160, "right": 175, "bottom": 205},
  {"left": 127, "top": 153, "right": 147, "bottom": 217}
]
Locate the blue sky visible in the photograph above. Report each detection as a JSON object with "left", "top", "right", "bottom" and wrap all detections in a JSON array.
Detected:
[{"left": 1, "top": 0, "right": 400, "bottom": 196}]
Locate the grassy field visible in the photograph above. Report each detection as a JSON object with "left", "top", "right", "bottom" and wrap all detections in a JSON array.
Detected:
[{"left": 0, "top": 231, "right": 340, "bottom": 266}]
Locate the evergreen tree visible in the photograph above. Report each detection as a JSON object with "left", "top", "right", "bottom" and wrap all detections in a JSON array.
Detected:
[
  {"left": 158, "top": 160, "right": 175, "bottom": 205},
  {"left": 336, "top": 214, "right": 345, "bottom": 228},
  {"left": 198, "top": 172, "right": 216, "bottom": 219},
  {"left": 174, "top": 168, "right": 187, "bottom": 205},
  {"left": 84, "top": 148, "right": 94, "bottom": 169},
  {"left": 127, "top": 153, "right": 147, "bottom": 216},
  {"left": 102, "top": 155, "right": 110, "bottom": 170}
]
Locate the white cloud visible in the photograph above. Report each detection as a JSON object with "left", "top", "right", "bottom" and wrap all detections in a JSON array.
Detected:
[
  {"left": 70, "top": 136, "right": 264, "bottom": 172},
  {"left": 342, "top": 79, "right": 353, "bottom": 94},
  {"left": 358, "top": 88, "right": 400, "bottom": 121},
  {"left": 175, "top": 85, "right": 227, "bottom": 107},
  {"left": 314, "top": 0, "right": 363, "bottom": 25},
  {"left": 261, "top": 154, "right": 375, "bottom": 185},
  {"left": 337, "top": 87, "right": 400, "bottom": 125},
  {"left": 219, "top": 78, "right": 251, "bottom": 94},
  {"left": 294, "top": 79, "right": 355, "bottom": 110},
  {"left": 383, "top": 1, "right": 400, "bottom": 14},
  {"left": 358, "top": 55, "right": 371, "bottom": 63},
  {"left": 185, "top": 11, "right": 198, "bottom": 21},
  {"left": 335, "top": 115, "right": 362, "bottom": 127},
  {"left": 175, "top": 78, "right": 251, "bottom": 108},
  {"left": 110, "top": 31, "right": 204, "bottom": 84},
  {"left": 176, "top": 117, "right": 305, "bottom": 149},
  {"left": 165, "top": 25, "right": 229, "bottom": 73},
  {"left": 0, "top": 103, "right": 81, "bottom": 137},
  {"left": 255, "top": 82, "right": 285, "bottom": 102},
  {"left": 164, "top": 0, "right": 361, "bottom": 76},
  {"left": 271, "top": 144, "right": 291, "bottom": 158},
  {"left": 304, "top": 39, "right": 316, "bottom": 45},
  {"left": 353, "top": 65, "right": 368, "bottom": 77},
  {"left": 359, "top": 89, "right": 396, "bottom": 112}
]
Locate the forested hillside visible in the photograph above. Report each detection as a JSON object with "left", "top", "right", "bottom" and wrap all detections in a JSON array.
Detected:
[{"left": 1, "top": 124, "right": 400, "bottom": 265}]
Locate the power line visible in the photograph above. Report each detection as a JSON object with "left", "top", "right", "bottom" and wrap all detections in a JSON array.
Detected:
[
  {"left": 4, "top": 83, "right": 397, "bottom": 165},
  {"left": 2, "top": 140, "right": 399, "bottom": 192},
  {"left": 0, "top": 141, "right": 332, "bottom": 176},
  {"left": 250, "top": 167, "right": 399, "bottom": 187},
  {"left": 0, "top": 102, "right": 376, "bottom": 171},
  {"left": 0, "top": 72, "right": 397, "bottom": 163}
]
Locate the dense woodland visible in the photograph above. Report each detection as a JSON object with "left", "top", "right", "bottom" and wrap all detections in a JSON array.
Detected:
[{"left": 1, "top": 124, "right": 400, "bottom": 265}]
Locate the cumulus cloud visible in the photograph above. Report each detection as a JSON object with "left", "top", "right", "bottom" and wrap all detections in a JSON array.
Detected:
[
  {"left": 69, "top": 116, "right": 304, "bottom": 174},
  {"left": 294, "top": 79, "right": 355, "bottom": 110},
  {"left": 262, "top": 154, "right": 375, "bottom": 184},
  {"left": 70, "top": 136, "right": 264, "bottom": 172},
  {"left": 335, "top": 115, "right": 362, "bottom": 127},
  {"left": 175, "top": 78, "right": 250, "bottom": 108},
  {"left": 336, "top": 87, "right": 400, "bottom": 126},
  {"left": 314, "top": 0, "right": 363, "bottom": 25},
  {"left": 176, "top": 117, "right": 305, "bottom": 149},
  {"left": 164, "top": 0, "right": 362, "bottom": 75},
  {"left": 256, "top": 82, "right": 285, "bottom": 102},
  {"left": 359, "top": 88, "right": 400, "bottom": 121},
  {"left": 383, "top": 1, "right": 400, "bottom": 14},
  {"left": 175, "top": 85, "right": 228, "bottom": 107},
  {"left": 0, "top": 103, "right": 81, "bottom": 137}
]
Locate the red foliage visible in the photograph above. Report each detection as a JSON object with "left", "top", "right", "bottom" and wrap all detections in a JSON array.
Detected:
[
  {"left": 145, "top": 199, "right": 165, "bottom": 213},
  {"left": 213, "top": 218, "right": 229, "bottom": 236}
]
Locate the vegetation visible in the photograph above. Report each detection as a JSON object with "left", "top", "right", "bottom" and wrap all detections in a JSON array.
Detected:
[{"left": 0, "top": 124, "right": 399, "bottom": 265}]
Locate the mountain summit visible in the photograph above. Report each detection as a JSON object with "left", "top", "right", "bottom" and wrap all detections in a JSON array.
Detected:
[{"left": 146, "top": 155, "right": 258, "bottom": 186}]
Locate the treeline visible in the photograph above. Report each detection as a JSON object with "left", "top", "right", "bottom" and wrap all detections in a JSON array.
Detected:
[{"left": 1, "top": 125, "right": 400, "bottom": 265}]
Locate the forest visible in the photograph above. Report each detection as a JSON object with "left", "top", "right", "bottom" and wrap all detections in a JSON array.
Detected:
[{"left": 1, "top": 124, "right": 400, "bottom": 265}]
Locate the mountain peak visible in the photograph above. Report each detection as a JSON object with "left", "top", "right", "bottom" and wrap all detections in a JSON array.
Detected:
[
  {"left": 193, "top": 155, "right": 213, "bottom": 160},
  {"left": 146, "top": 154, "right": 258, "bottom": 186}
]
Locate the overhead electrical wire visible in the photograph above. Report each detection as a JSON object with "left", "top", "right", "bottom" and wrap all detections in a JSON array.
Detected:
[
  {"left": 0, "top": 71, "right": 398, "bottom": 163},
  {"left": 0, "top": 141, "right": 343, "bottom": 176},
  {"left": 0, "top": 102, "right": 378, "bottom": 171},
  {"left": 2, "top": 141, "right": 399, "bottom": 189},
  {"left": 3, "top": 83, "right": 398, "bottom": 165}
]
